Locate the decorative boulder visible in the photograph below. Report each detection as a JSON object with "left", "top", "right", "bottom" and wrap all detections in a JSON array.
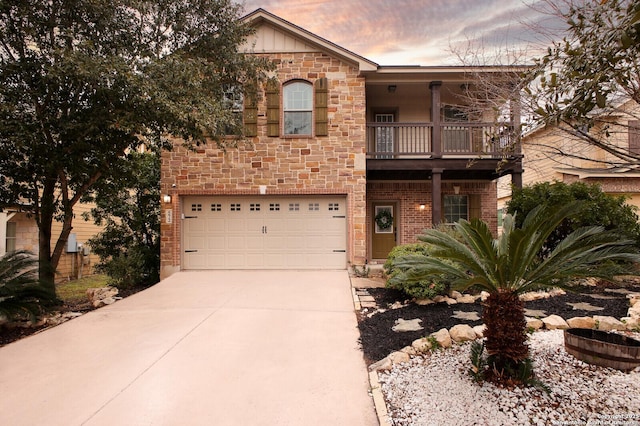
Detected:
[
  {"left": 388, "top": 351, "right": 411, "bottom": 365},
  {"left": 473, "top": 324, "right": 486, "bottom": 338},
  {"left": 457, "top": 294, "right": 477, "bottom": 304},
  {"left": 412, "top": 337, "right": 433, "bottom": 353},
  {"left": 86, "top": 287, "right": 120, "bottom": 308},
  {"left": 542, "top": 314, "right": 569, "bottom": 330},
  {"left": 567, "top": 316, "right": 596, "bottom": 329},
  {"left": 430, "top": 328, "right": 452, "bottom": 348},
  {"left": 526, "top": 317, "right": 544, "bottom": 330},
  {"left": 594, "top": 315, "right": 626, "bottom": 331},
  {"left": 449, "top": 324, "right": 477, "bottom": 342}
]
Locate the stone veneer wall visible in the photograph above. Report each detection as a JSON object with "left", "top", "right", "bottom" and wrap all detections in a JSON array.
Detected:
[
  {"left": 160, "top": 52, "right": 367, "bottom": 277},
  {"left": 366, "top": 181, "right": 498, "bottom": 260}
]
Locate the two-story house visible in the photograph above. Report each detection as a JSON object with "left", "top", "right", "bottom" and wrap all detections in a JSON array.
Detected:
[
  {"left": 160, "top": 9, "right": 523, "bottom": 278},
  {"left": 497, "top": 98, "right": 640, "bottom": 214}
]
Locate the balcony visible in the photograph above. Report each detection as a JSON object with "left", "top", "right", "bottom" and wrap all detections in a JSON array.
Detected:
[{"left": 366, "top": 122, "right": 516, "bottom": 159}]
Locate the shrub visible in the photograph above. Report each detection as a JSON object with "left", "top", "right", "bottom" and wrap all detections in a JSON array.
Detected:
[
  {"left": 384, "top": 243, "right": 449, "bottom": 299},
  {"left": 507, "top": 181, "right": 640, "bottom": 253},
  {"left": 0, "top": 251, "right": 56, "bottom": 322}
]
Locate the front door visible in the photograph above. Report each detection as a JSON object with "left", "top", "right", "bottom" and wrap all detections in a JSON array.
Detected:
[{"left": 371, "top": 203, "right": 397, "bottom": 259}]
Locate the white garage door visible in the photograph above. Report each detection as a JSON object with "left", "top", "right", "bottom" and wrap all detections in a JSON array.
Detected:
[{"left": 182, "top": 196, "right": 347, "bottom": 269}]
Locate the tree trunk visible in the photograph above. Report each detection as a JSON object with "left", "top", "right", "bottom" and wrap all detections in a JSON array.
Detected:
[{"left": 482, "top": 289, "right": 529, "bottom": 371}]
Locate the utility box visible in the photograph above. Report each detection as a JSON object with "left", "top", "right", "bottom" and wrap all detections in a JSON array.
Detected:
[{"left": 66, "top": 233, "right": 78, "bottom": 253}]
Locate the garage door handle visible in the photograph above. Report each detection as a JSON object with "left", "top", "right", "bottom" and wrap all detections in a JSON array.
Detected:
[
  {"left": 333, "top": 249, "right": 346, "bottom": 252},
  {"left": 333, "top": 215, "right": 346, "bottom": 218},
  {"left": 185, "top": 250, "right": 198, "bottom": 253},
  {"left": 183, "top": 215, "right": 198, "bottom": 219},
  {"left": 262, "top": 226, "right": 267, "bottom": 234}
]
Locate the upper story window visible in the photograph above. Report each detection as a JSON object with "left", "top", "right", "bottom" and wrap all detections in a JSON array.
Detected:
[
  {"left": 283, "top": 81, "right": 312, "bottom": 135},
  {"left": 223, "top": 85, "right": 243, "bottom": 135}
]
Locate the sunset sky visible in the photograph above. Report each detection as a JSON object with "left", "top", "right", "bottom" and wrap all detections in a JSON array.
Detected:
[{"left": 237, "top": 0, "right": 563, "bottom": 66}]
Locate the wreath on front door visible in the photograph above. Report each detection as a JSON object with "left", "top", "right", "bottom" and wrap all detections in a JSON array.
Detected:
[{"left": 375, "top": 210, "right": 393, "bottom": 230}]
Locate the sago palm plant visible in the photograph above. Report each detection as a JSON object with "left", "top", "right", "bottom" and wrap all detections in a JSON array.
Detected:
[
  {"left": 390, "top": 202, "right": 640, "bottom": 385},
  {"left": 0, "top": 250, "right": 55, "bottom": 322}
]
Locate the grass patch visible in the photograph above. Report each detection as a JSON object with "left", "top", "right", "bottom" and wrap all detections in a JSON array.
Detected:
[{"left": 56, "top": 275, "right": 109, "bottom": 304}]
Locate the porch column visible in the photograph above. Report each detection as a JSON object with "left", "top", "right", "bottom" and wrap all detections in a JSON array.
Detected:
[
  {"left": 430, "top": 81, "right": 442, "bottom": 158},
  {"left": 431, "top": 169, "right": 442, "bottom": 227},
  {"left": 512, "top": 170, "right": 523, "bottom": 189}
]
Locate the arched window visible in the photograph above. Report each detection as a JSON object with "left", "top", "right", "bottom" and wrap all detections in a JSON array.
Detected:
[{"left": 283, "top": 81, "right": 312, "bottom": 135}]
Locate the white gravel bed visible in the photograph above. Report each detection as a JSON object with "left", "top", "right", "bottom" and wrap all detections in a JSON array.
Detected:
[{"left": 378, "top": 330, "right": 640, "bottom": 425}]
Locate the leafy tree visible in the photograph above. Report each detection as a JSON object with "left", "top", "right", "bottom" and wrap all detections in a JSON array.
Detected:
[
  {"left": 0, "top": 250, "right": 55, "bottom": 322},
  {"left": 0, "top": 0, "right": 271, "bottom": 294},
  {"left": 390, "top": 202, "right": 640, "bottom": 386},
  {"left": 525, "top": 0, "right": 640, "bottom": 168},
  {"left": 507, "top": 181, "right": 640, "bottom": 253},
  {"left": 86, "top": 151, "right": 160, "bottom": 289}
]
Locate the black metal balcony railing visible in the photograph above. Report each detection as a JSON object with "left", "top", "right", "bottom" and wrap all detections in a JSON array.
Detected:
[{"left": 366, "top": 122, "right": 515, "bottom": 159}]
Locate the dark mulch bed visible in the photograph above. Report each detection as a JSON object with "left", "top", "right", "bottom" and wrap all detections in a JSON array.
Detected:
[{"left": 358, "top": 284, "right": 640, "bottom": 364}]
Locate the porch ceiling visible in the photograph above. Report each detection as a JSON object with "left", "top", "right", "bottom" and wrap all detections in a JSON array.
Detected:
[{"left": 366, "top": 157, "right": 522, "bottom": 181}]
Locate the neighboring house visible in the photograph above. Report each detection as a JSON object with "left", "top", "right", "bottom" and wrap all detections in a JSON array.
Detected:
[
  {"left": 0, "top": 202, "right": 100, "bottom": 282},
  {"left": 160, "top": 9, "right": 523, "bottom": 278},
  {"left": 497, "top": 98, "right": 640, "bottom": 214}
]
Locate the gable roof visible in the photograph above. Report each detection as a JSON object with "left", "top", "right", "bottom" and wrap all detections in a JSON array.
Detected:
[{"left": 241, "top": 8, "right": 378, "bottom": 72}]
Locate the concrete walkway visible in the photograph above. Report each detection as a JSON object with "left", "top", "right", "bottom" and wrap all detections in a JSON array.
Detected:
[{"left": 0, "top": 271, "right": 378, "bottom": 425}]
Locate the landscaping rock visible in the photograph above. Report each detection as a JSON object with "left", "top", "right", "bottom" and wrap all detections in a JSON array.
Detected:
[
  {"left": 400, "top": 345, "right": 417, "bottom": 356},
  {"left": 86, "top": 287, "right": 120, "bottom": 308},
  {"left": 566, "top": 316, "right": 596, "bottom": 329},
  {"left": 444, "top": 297, "right": 458, "bottom": 305},
  {"left": 542, "top": 315, "right": 569, "bottom": 330},
  {"left": 473, "top": 324, "right": 486, "bottom": 338},
  {"left": 622, "top": 317, "right": 640, "bottom": 330},
  {"left": 480, "top": 291, "right": 490, "bottom": 302},
  {"left": 628, "top": 304, "right": 640, "bottom": 319},
  {"left": 526, "top": 317, "right": 544, "bottom": 330},
  {"left": 369, "top": 356, "right": 392, "bottom": 372},
  {"left": 388, "top": 351, "right": 411, "bottom": 365},
  {"left": 449, "top": 291, "right": 463, "bottom": 299},
  {"left": 449, "top": 324, "right": 476, "bottom": 342},
  {"left": 411, "top": 337, "right": 433, "bottom": 353},
  {"left": 457, "top": 295, "right": 476, "bottom": 304},
  {"left": 593, "top": 315, "right": 626, "bottom": 331},
  {"left": 549, "top": 288, "right": 567, "bottom": 297},
  {"left": 628, "top": 293, "right": 640, "bottom": 307},
  {"left": 392, "top": 318, "right": 423, "bottom": 332},
  {"left": 430, "top": 328, "right": 452, "bottom": 348},
  {"left": 415, "top": 298, "right": 435, "bottom": 306}
]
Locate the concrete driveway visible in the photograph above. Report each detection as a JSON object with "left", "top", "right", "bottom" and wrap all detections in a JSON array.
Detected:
[{"left": 0, "top": 270, "right": 378, "bottom": 425}]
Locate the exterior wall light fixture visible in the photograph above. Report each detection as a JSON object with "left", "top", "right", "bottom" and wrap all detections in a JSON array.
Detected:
[{"left": 163, "top": 194, "right": 172, "bottom": 204}]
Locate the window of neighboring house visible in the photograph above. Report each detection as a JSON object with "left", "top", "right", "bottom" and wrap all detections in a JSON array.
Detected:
[
  {"left": 629, "top": 120, "right": 640, "bottom": 155},
  {"left": 443, "top": 195, "right": 469, "bottom": 223},
  {"left": 223, "top": 85, "right": 244, "bottom": 135},
  {"left": 497, "top": 208, "right": 504, "bottom": 228},
  {"left": 283, "top": 81, "right": 312, "bottom": 135},
  {"left": 6, "top": 222, "right": 16, "bottom": 252}
]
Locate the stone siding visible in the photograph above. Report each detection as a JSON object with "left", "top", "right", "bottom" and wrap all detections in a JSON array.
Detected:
[{"left": 161, "top": 52, "right": 367, "bottom": 276}]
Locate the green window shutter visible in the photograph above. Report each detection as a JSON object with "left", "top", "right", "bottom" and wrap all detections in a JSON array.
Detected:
[
  {"left": 314, "top": 77, "right": 328, "bottom": 136},
  {"left": 266, "top": 79, "right": 280, "bottom": 137},
  {"left": 243, "top": 85, "right": 258, "bottom": 137}
]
